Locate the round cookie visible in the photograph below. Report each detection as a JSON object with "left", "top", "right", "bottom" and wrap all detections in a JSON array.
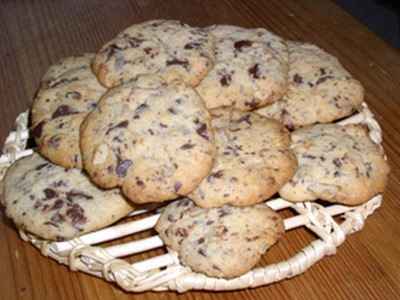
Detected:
[
  {"left": 92, "top": 19, "right": 215, "bottom": 88},
  {"left": 31, "top": 54, "right": 107, "bottom": 169},
  {"left": 279, "top": 124, "right": 390, "bottom": 205},
  {"left": 188, "top": 108, "right": 297, "bottom": 208},
  {"left": 156, "top": 198, "right": 284, "bottom": 278},
  {"left": 80, "top": 75, "right": 216, "bottom": 204},
  {"left": 2, "top": 153, "right": 134, "bottom": 241},
  {"left": 195, "top": 25, "right": 288, "bottom": 111},
  {"left": 257, "top": 42, "right": 364, "bottom": 129}
]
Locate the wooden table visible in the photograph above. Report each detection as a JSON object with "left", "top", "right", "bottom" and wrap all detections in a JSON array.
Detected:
[{"left": 1, "top": 1, "right": 399, "bottom": 299}]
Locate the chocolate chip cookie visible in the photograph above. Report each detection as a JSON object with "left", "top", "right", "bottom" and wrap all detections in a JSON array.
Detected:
[
  {"left": 80, "top": 75, "right": 216, "bottom": 204},
  {"left": 92, "top": 19, "right": 215, "bottom": 88},
  {"left": 196, "top": 25, "right": 288, "bottom": 111},
  {"left": 2, "top": 153, "right": 134, "bottom": 240},
  {"left": 189, "top": 108, "right": 297, "bottom": 207},
  {"left": 31, "top": 54, "right": 107, "bottom": 168},
  {"left": 156, "top": 198, "right": 284, "bottom": 278},
  {"left": 279, "top": 124, "right": 390, "bottom": 205},
  {"left": 257, "top": 42, "right": 364, "bottom": 129}
]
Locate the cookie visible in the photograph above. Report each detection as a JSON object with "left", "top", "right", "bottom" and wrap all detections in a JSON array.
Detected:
[
  {"left": 257, "top": 42, "right": 364, "bottom": 129},
  {"left": 188, "top": 108, "right": 297, "bottom": 207},
  {"left": 279, "top": 124, "right": 390, "bottom": 205},
  {"left": 195, "top": 25, "right": 288, "bottom": 111},
  {"left": 80, "top": 75, "right": 216, "bottom": 204},
  {"left": 2, "top": 153, "right": 134, "bottom": 240},
  {"left": 92, "top": 19, "right": 215, "bottom": 88},
  {"left": 31, "top": 54, "right": 107, "bottom": 169},
  {"left": 156, "top": 198, "right": 284, "bottom": 278}
]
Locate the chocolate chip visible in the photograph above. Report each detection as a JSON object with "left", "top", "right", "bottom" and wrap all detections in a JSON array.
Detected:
[
  {"left": 127, "top": 37, "right": 144, "bottom": 48},
  {"left": 32, "top": 121, "right": 45, "bottom": 138},
  {"left": 320, "top": 68, "right": 326, "bottom": 75},
  {"left": 66, "top": 190, "right": 94, "bottom": 201},
  {"left": 159, "top": 122, "right": 168, "bottom": 128},
  {"left": 106, "top": 44, "right": 124, "bottom": 60},
  {"left": 293, "top": 74, "right": 303, "bottom": 84},
  {"left": 51, "top": 199, "right": 64, "bottom": 210},
  {"left": 49, "top": 77, "right": 79, "bottom": 88},
  {"left": 196, "top": 123, "right": 209, "bottom": 140},
  {"left": 220, "top": 74, "right": 232, "bottom": 86},
  {"left": 234, "top": 40, "right": 253, "bottom": 51},
  {"left": 302, "top": 154, "right": 317, "bottom": 160},
  {"left": 144, "top": 47, "right": 152, "bottom": 54},
  {"left": 166, "top": 58, "right": 189, "bottom": 68},
  {"left": 136, "top": 177, "right": 145, "bottom": 186},
  {"left": 116, "top": 159, "right": 133, "bottom": 177},
  {"left": 52, "top": 105, "right": 78, "bottom": 119},
  {"left": 248, "top": 64, "right": 260, "bottom": 79},
  {"left": 174, "top": 181, "right": 182, "bottom": 192},
  {"left": 48, "top": 136, "right": 61, "bottom": 148},
  {"left": 198, "top": 248, "right": 207, "bottom": 257},
  {"left": 197, "top": 237, "right": 205, "bottom": 244},
  {"left": 218, "top": 208, "right": 231, "bottom": 217},
  {"left": 135, "top": 103, "right": 148, "bottom": 114},
  {"left": 333, "top": 158, "right": 342, "bottom": 168},
  {"left": 105, "top": 120, "right": 129, "bottom": 135},
  {"left": 66, "top": 204, "right": 87, "bottom": 226},
  {"left": 316, "top": 75, "right": 334, "bottom": 85},
  {"left": 168, "top": 107, "right": 177, "bottom": 114},
  {"left": 206, "top": 220, "right": 214, "bottom": 225},
  {"left": 44, "top": 188, "right": 57, "bottom": 199},
  {"left": 180, "top": 142, "right": 195, "bottom": 150}
]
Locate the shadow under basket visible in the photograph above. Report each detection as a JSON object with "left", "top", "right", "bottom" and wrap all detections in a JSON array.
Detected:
[{"left": 0, "top": 103, "right": 385, "bottom": 293}]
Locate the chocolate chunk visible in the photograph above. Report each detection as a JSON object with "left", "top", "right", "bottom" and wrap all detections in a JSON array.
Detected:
[
  {"left": 197, "top": 237, "right": 205, "bottom": 244},
  {"left": 220, "top": 74, "right": 232, "bottom": 86},
  {"left": 196, "top": 123, "right": 209, "bottom": 140},
  {"left": 66, "top": 204, "right": 87, "bottom": 226},
  {"left": 174, "top": 181, "right": 182, "bottom": 192},
  {"left": 315, "top": 75, "right": 334, "bottom": 85},
  {"left": 116, "top": 159, "right": 133, "bottom": 177},
  {"left": 206, "top": 220, "right": 214, "bottom": 225},
  {"left": 166, "top": 58, "right": 189, "bottom": 68},
  {"left": 135, "top": 103, "right": 148, "bottom": 114},
  {"left": 234, "top": 40, "right": 253, "bottom": 51},
  {"left": 52, "top": 105, "right": 78, "bottom": 119},
  {"left": 198, "top": 248, "right": 207, "bottom": 257},
  {"left": 333, "top": 158, "right": 342, "bottom": 168},
  {"left": 180, "top": 142, "right": 195, "bottom": 150},
  {"left": 320, "top": 68, "right": 326, "bottom": 75},
  {"left": 51, "top": 199, "right": 64, "bottom": 210},
  {"left": 248, "top": 64, "right": 260, "bottom": 79},
  {"left": 293, "top": 74, "right": 303, "bottom": 84},
  {"left": 32, "top": 121, "right": 45, "bottom": 138},
  {"left": 43, "top": 188, "right": 57, "bottom": 199},
  {"left": 66, "top": 190, "right": 94, "bottom": 201},
  {"left": 144, "top": 47, "right": 152, "bottom": 54},
  {"left": 105, "top": 120, "right": 129, "bottom": 135},
  {"left": 168, "top": 107, "right": 177, "bottom": 114}
]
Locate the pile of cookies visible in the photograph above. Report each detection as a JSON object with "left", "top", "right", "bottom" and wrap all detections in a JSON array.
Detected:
[{"left": 1, "top": 20, "right": 390, "bottom": 279}]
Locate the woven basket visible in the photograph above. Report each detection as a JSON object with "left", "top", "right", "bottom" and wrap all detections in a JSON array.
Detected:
[{"left": 0, "top": 103, "right": 385, "bottom": 293}]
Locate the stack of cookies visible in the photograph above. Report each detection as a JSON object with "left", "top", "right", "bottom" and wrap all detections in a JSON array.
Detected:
[{"left": 1, "top": 20, "right": 390, "bottom": 279}]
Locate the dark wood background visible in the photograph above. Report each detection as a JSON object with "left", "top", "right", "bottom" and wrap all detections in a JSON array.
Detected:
[{"left": 1, "top": 1, "right": 400, "bottom": 299}]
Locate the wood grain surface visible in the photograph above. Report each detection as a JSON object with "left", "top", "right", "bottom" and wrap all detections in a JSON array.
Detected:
[{"left": 1, "top": 1, "right": 400, "bottom": 299}]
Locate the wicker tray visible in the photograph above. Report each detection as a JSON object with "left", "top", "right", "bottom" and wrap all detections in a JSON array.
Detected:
[{"left": 0, "top": 103, "right": 385, "bottom": 293}]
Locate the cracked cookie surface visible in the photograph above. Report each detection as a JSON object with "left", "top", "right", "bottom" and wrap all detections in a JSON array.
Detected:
[
  {"left": 257, "top": 42, "right": 364, "bottom": 129},
  {"left": 93, "top": 19, "right": 215, "bottom": 88},
  {"left": 80, "top": 75, "right": 216, "bottom": 204},
  {"left": 2, "top": 153, "right": 134, "bottom": 240},
  {"left": 156, "top": 198, "right": 284, "bottom": 278},
  {"left": 196, "top": 25, "right": 288, "bottom": 111},
  {"left": 188, "top": 108, "right": 297, "bottom": 207},
  {"left": 31, "top": 54, "right": 107, "bottom": 169},
  {"left": 279, "top": 124, "right": 389, "bottom": 205}
]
